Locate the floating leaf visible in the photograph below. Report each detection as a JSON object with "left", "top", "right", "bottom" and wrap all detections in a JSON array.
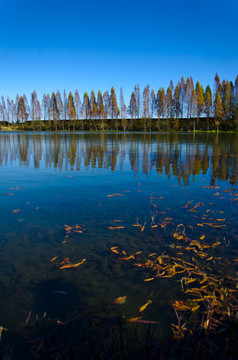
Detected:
[
  {"left": 59, "top": 259, "right": 86, "bottom": 269},
  {"left": 108, "top": 226, "right": 125, "bottom": 230},
  {"left": 114, "top": 296, "right": 127, "bottom": 304},
  {"left": 12, "top": 209, "right": 20, "bottom": 214},
  {"left": 144, "top": 277, "right": 154, "bottom": 282},
  {"left": 50, "top": 257, "right": 58, "bottom": 262},
  {"left": 107, "top": 193, "right": 124, "bottom": 197},
  {"left": 118, "top": 255, "right": 135, "bottom": 260},
  {"left": 139, "top": 300, "right": 152, "bottom": 312},
  {"left": 126, "top": 317, "right": 142, "bottom": 323},
  {"left": 110, "top": 247, "right": 119, "bottom": 254}
]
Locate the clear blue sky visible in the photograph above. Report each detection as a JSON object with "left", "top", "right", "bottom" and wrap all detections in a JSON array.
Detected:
[{"left": 0, "top": 0, "right": 237, "bottom": 104}]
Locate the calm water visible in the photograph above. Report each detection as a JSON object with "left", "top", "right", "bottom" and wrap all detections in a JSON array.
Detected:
[{"left": 0, "top": 132, "right": 238, "bottom": 347}]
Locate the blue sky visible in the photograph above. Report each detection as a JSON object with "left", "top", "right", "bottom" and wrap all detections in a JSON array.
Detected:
[{"left": 0, "top": 0, "right": 237, "bottom": 104}]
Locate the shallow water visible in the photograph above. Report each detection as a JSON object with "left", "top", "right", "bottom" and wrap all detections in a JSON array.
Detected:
[{"left": 0, "top": 131, "right": 238, "bottom": 346}]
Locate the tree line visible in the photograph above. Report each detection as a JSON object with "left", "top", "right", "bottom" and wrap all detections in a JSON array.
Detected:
[{"left": 1, "top": 73, "right": 238, "bottom": 131}]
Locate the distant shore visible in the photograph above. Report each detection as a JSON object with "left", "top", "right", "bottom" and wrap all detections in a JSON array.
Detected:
[{"left": 0, "top": 117, "right": 238, "bottom": 132}]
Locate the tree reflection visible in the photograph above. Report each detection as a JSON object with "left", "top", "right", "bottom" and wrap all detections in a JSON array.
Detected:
[{"left": 0, "top": 132, "right": 237, "bottom": 185}]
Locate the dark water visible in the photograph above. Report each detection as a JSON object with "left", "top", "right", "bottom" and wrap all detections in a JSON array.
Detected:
[{"left": 0, "top": 132, "right": 238, "bottom": 346}]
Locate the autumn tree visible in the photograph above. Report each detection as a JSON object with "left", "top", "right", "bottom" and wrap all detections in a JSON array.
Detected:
[
  {"left": 17, "top": 96, "right": 28, "bottom": 123},
  {"left": 179, "top": 76, "right": 186, "bottom": 118},
  {"left": 195, "top": 81, "right": 204, "bottom": 119},
  {"left": 204, "top": 85, "right": 212, "bottom": 130},
  {"left": 63, "top": 90, "right": 67, "bottom": 119},
  {"left": 234, "top": 75, "right": 238, "bottom": 121},
  {"left": 128, "top": 92, "right": 136, "bottom": 119},
  {"left": 204, "top": 85, "right": 212, "bottom": 117},
  {"left": 67, "top": 92, "right": 76, "bottom": 130},
  {"left": 156, "top": 88, "right": 166, "bottom": 119},
  {"left": 120, "top": 87, "right": 127, "bottom": 131},
  {"left": 89, "top": 90, "right": 97, "bottom": 120},
  {"left": 49, "top": 92, "right": 59, "bottom": 130},
  {"left": 166, "top": 86, "right": 172, "bottom": 129},
  {"left": 81, "top": 92, "right": 90, "bottom": 119},
  {"left": 173, "top": 85, "right": 180, "bottom": 118},
  {"left": 42, "top": 94, "right": 50, "bottom": 121},
  {"left": 55, "top": 90, "right": 64, "bottom": 120},
  {"left": 31, "top": 91, "right": 41, "bottom": 129},
  {"left": 142, "top": 85, "right": 150, "bottom": 119},
  {"left": 97, "top": 90, "right": 105, "bottom": 129},
  {"left": 134, "top": 84, "right": 140, "bottom": 120},
  {"left": 214, "top": 91, "right": 223, "bottom": 132},
  {"left": 142, "top": 85, "right": 151, "bottom": 130},
  {"left": 23, "top": 94, "right": 29, "bottom": 119},
  {"left": 185, "top": 77, "right": 194, "bottom": 118},
  {"left": 214, "top": 73, "right": 221, "bottom": 95},
  {"left": 0, "top": 96, "right": 6, "bottom": 122},
  {"left": 6, "top": 98, "right": 15, "bottom": 124},
  {"left": 150, "top": 89, "right": 156, "bottom": 119},
  {"left": 103, "top": 91, "right": 109, "bottom": 120},
  {"left": 14, "top": 95, "right": 20, "bottom": 123},
  {"left": 109, "top": 87, "right": 119, "bottom": 119},
  {"left": 73, "top": 90, "right": 80, "bottom": 120}
]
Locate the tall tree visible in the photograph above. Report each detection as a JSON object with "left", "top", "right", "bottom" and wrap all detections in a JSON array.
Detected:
[
  {"left": 142, "top": 85, "right": 151, "bottom": 131},
  {"left": 63, "top": 90, "right": 67, "bottom": 119},
  {"left": 204, "top": 85, "right": 212, "bottom": 130},
  {"left": 128, "top": 92, "right": 137, "bottom": 120},
  {"left": 214, "top": 91, "right": 223, "bottom": 132},
  {"left": 120, "top": 87, "right": 126, "bottom": 119},
  {"left": 89, "top": 90, "right": 97, "bottom": 119},
  {"left": 6, "top": 97, "right": 12, "bottom": 124},
  {"left": 150, "top": 89, "right": 156, "bottom": 119},
  {"left": 31, "top": 91, "right": 41, "bottom": 129},
  {"left": 49, "top": 92, "right": 59, "bottom": 130},
  {"left": 222, "top": 81, "right": 232, "bottom": 121},
  {"left": 185, "top": 77, "right": 194, "bottom": 118},
  {"left": 56, "top": 90, "right": 64, "bottom": 120},
  {"left": 103, "top": 91, "right": 109, "bottom": 119},
  {"left": 74, "top": 90, "right": 81, "bottom": 119},
  {"left": 17, "top": 96, "right": 28, "bottom": 123},
  {"left": 66, "top": 92, "right": 76, "bottom": 130},
  {"left": 179, "top": 76, "right": 186, "bottom": 118},
  {"left": 0, "top": 96, "right": 6, "bottom": 121},
  {"left": 173, "top": 85, "right": 180, "bottom": 118},
  {"left": 42, "top": 93, "right": 50, "bottom": 121},
  {"left": 195, "top": 81, "right": 204, "bottom": 119},
  {"left": 14, "top": 95, "right": 20, "bottom": 123},
  {"left": 166, "top": 86, "right": 173, "bottom": 127},
  {"left": 214, "top": 73, "right": 221, "bottom": 95},
  {"left": 23, "top": 94, "right": 29, "bottom": 120},
  {"left": 156, "top": 88, "right": 166, "bottom": 120},
  {"left": 234, "top": 75, "right": 238, "bottom": 119},
  {"left": 204, "top": 85, "right": 212, "bottom": 117},
  {"left": 81, "top": 92, "right": 90, "bottom": 119},
  {"left": 109, "top": 87, "right": 119, "bottom": 120},
  {"left": 134, "top": 84, "right": 140, "bottom": 119},
  {"left": 120, "top": 87, "right": 127, "bottom": 131},
  {"left": 97, "top": 90, "right": 105, "bottom": 129}
]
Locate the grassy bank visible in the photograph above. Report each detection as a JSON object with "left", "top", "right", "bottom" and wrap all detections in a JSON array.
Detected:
[{"left": 1, "top": 117, "right": 238, "bottom": 132}]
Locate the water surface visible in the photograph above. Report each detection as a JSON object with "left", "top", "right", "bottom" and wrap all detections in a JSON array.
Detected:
[{"left": 0, "top": 132, "right": 238, "bottom": 346}]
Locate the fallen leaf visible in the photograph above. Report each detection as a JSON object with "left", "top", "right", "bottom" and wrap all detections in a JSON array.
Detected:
[
  {"left": 108, "top": 226, "right": 125, "bottom": 230},
  {"left": 139, "top": 300, "right": 152, "bottom": 312},
  {"left": 114, "top": 296, "right": 127, "bottom": 304},
  {"left": 59, "top": 259, "right": 86, "bottom": 269}
]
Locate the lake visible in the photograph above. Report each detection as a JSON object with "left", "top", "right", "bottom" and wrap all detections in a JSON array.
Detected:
[{"left": 0, "top": 131, "right": 238, "bottom": 357}]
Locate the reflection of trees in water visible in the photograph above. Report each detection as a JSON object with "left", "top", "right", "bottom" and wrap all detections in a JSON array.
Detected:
[{"left": 0, "top": 132, "right": 238, "bottom": 184}]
